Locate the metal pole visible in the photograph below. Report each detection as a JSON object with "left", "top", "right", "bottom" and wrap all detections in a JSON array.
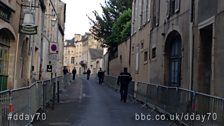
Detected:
[
  {"left": 57, "top": 80, "right": 60, "bottom": 103},
  {"left": 52, "top": 82, "right": 55, "bottom": 109}
]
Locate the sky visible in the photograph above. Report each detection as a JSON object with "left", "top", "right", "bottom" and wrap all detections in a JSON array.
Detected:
[{"left": 61, "top": 0, "right": 105, "bottom": 40}]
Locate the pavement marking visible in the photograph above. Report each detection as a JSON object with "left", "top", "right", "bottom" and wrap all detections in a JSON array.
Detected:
[{"left": 49, "top": 122, "right": 72, "bottom": 126}]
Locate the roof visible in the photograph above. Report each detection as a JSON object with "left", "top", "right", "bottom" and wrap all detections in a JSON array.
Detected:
[
  {"left": 65, "top": 38, "right": 75, "bottom": 46},
  {"left": 89, "top": 48, "right": 103, "bottom": 60}
]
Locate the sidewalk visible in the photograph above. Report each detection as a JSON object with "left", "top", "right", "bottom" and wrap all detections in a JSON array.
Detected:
[{"left": 33, "top": 78, "right": 82, "bottom": 126}]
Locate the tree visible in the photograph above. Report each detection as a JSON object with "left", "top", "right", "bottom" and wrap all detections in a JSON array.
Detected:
[
  {"left": 109, "top": 9, "right": 132, "bottom": 45},
  {"left": 88, "top": 0, "right": 132, "bottom": 47}
]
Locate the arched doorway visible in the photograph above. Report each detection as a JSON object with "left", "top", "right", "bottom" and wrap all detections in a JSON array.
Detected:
[
  {"left": 165, "top": 31, "right": 182, "bottom": 87},
  {"left": 0, "top": 29, "right": 13, "bottom": 91}
]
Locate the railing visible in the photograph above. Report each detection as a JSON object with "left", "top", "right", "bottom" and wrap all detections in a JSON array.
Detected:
[
  {"left": 104, "top": 76, "right": 224, "bottom": 126},
  {"left": 0, "top": 74, "right": 71, "bottom": 126},
  {"left": 104, "top": 76, "right": 135, "bottom": 98}
]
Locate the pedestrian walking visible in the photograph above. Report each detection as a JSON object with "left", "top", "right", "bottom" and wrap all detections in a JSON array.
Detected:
[
  {"left": 86, "top": 68, "right": 91, "bottom": 80},
  {"left": 63, "top": 66, "right": 69, "bottom": 85},
  {"left": 72, "top": 67, "right": 77, "bottom": 80},
  {"left": 97, "top": 68, "right": 105, "bottom": 84},
  {"left": 63, "top": 66, "right": 68, "bottom": 75},
  {"left": 117, "top": 67, "right": 132, "bottom": 103}
]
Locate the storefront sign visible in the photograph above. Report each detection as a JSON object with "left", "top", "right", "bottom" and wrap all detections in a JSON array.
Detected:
[{"left": 19, "top": 25, "right": 38, "bottom": 35}]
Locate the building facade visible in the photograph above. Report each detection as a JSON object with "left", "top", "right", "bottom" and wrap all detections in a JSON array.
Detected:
[
  {"left": 193, "top": 0, "right": 224, "bottom": 97},
  {"left": 64, "top": 33, "right": 103, "bottom": 75},
  {"left": 0, "top": 0, "right": 66, "bottom": 91},
  {"left": 0, "top": 0, "right": 20, "bottom": 90},
  {"left": 64, "top": 34, "right": 83, "bottom": 74},
  {"left": 105, "top": 0, "right": 224, "bottom": 97}
]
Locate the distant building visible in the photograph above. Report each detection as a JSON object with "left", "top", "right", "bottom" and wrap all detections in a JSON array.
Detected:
[
  {"left": 88, "top": 48, "right": 103, "bottom": 74},
  {"left": 64, "top": 34, "right": 83, "bottom": 74},
  {"left": 64, "top": 33, "right": 103, "bottom": 75}
]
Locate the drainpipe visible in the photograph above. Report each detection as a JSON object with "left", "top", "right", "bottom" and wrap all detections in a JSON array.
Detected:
[
  {"left": 14, "top": 2, "right": 23, "bottom": 89},
  {"left": 189, "top": 0, "right": 195, "bottom": 91},
  {"left": 39, "top": 8, "right": 45, "bottom": 80}
]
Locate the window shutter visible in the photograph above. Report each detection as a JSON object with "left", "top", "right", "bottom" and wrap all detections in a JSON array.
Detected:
[
  {"left": 131, "top": 1, "right": 135, "bottom": 34},
  {"left": 175, "top": 0, "right": 180, "bottom": 13},
  {"left": 143, "top": 0, "right": 147, "bottom": 24},
  {"left": 167, "top": 0, "right": 170, "bottom": 18},
  {"left": 156, "top": 0, "right": 160, "bottom": 26},
  {"left": 147, "top": 0, "right": 151, "bottom": 21}
]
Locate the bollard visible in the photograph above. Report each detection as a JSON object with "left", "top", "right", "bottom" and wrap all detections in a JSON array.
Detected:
[
  {"left": 57, "top": 81, "right": 60, "bottom": 103},
  {"left": 52, "top": 82, "right": 56, "bottom": 110},
  {"left": 42, "top": 83, "right": 46, "bottom": 110}
]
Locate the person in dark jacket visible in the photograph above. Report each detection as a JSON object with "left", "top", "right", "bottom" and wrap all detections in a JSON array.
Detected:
[
  {"left": 63, "top": 66, "right": 68, "bottom": 75},
  {"left": 117, "top": 67, "right": 132, "bottom": 103},
  {"left": 97, "top": 68, "right": 105, "bottom": 84},
  {"left": 86, "top": 68, "right": 91, "bottom": 80},
  {"left": 72, "top": 67, "right": 77, "bottom": 80}
]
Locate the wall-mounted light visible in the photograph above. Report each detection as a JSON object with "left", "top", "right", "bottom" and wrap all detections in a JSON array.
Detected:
[
  {"left": 51, "top": 17, "right": 57, "bottom": 26},
  {"left": 22, "top": 12, "right": 35, "bottom": 26}
]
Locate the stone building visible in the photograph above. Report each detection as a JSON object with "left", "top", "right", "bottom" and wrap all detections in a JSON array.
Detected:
[
  {"left": 64, "top": 34, "right": 83, "bottom": 74},
  {"left": 81, "top": 33, "right": 102, "bottom": 74},
  {"left": 127, "top": 0, "right": 192, "bottom": 88},
  {"left": 0, "top": 0, "right": 66, "bottom": 91},
  {"left": 193, "top": 0, "right": 224, "bottom": 97},
  {"left": 0, "top": 0, "right": 20, "bottom": 90},
  {"left": 64, "top": 33, "right": 103, "bottom": 75},
  {"left": 105, "top": 0, "right": 224, "bottom": 97}
]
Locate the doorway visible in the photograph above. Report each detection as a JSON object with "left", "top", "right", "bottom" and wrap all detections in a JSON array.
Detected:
[{"left": 198, "top": 24, "right": 213, "bottom": 94}]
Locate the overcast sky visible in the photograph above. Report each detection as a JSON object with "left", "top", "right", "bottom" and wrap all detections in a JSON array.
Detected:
[{"left": 61, "top": 0, "right": 105, "bottom": 40}]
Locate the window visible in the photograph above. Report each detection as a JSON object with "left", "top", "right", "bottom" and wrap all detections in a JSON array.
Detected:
[
  {"left": 152, "top": 0, "right": 160, "bottom": 27},
  {"left": 152, "top": 47, "right": 156, "bottom": 59},
  {"left": 135, "top": 44, "right": 140, "bottom": 73},
  {"left": 71, "top": 57, "right": 75, "bottom": 64},
  {"left": 141, "top": 41, "right": 144, "bottom": 49},
  {"left": 132, "top": 46, "right": 135, "bottom": 52},
  {"left": 120, "top": 55, "right": 122, "bottom": 63},
  {"left": 175, "top": 0, "right": 180, "bottom": 13},
  {"left": 144, "top": 51, "right": 148, "bottom": 61},
  {"left": 134, "top": 0, "right": 138, "bottom": 32},
  {"left": 138, "top": 0, "right": 142, "bottom": 29},
  {"left": 0, "top": 36, "right": 9, "bottom": 91},
  {"left": 167, "top": 0, "right": 180, "bottom": 17},
  {"left": 140, "top": 0, "right": 144, "bottom": 26},
  {"left": 143, "top": 0, "right": 147, "bottom": 24},
  {"left": 155, "top": 0, "right": 160, "bottom": 26},
  {"left": 146, "top": 0, "right": 151, "bottom": 21}
]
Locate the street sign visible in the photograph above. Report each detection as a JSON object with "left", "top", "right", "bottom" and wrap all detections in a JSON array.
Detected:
[
  {"left": 47, "top": 65, "right": 52, "bottom": 72},
  {"left": 49, "top": 42, "right": 58, "bottom": 54},
  {"left": 48, "top": 54, "right": 58, "bottom": 61}
]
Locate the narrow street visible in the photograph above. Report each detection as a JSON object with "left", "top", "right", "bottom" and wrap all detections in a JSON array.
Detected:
[{"left": 33, "top": 76, "right": 172, "bottom": 126}]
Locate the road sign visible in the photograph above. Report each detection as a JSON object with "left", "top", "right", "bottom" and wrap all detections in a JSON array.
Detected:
[
  {"left": 48, "top": 54, "right": 58, "bottom": 61},
  {"left": 49, "top": 42, "right": 58, "bottom": 54},
  {"left": 47, "top": 65, "right": 52, "bottom": 72}
]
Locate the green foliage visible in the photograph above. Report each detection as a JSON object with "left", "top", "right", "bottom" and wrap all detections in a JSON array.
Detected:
[
  {"left": 110, "top": 9, "right": 132, "bottom": 45},
  {"left": 88, "top": 0, "right": 132, "bottom": 47}
]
